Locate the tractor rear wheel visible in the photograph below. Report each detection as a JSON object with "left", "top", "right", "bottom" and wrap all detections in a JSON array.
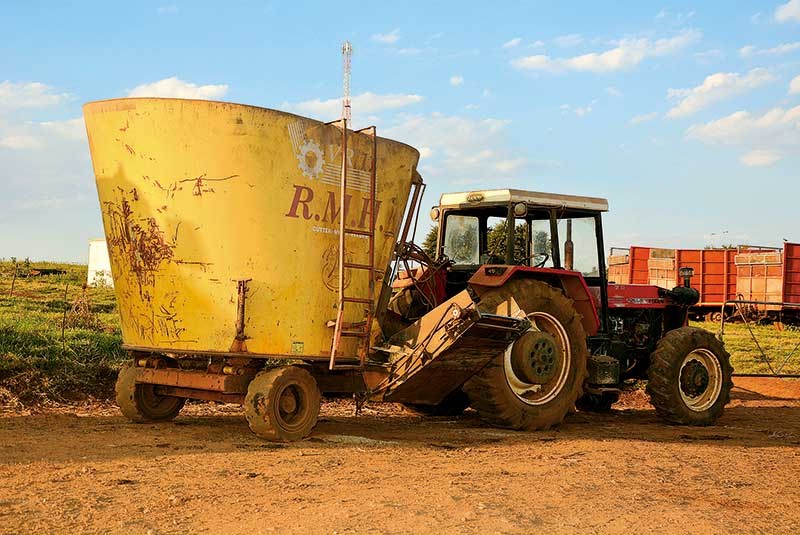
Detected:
[
  {"left": 646, "top": 326, "right": 733, "bottom": 425},
  {"left": 115, "top": 361, "right": 185, "bottom": 422},
  {"left": 244, "top": 366, "right": 321, "bottom": 441},
  {"left": 464, "top": 279, "right": 589, "bottom": 431}
]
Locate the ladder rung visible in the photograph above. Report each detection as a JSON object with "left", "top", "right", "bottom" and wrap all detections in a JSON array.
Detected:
[
  {"left": 341, "top": 330, "right": 369, "bottom": 337},
  {"left": 343, "top": 262, "right": 373, "bottom": 270},
  {"left": 344, "top": 228, "right": 372, "bottom": 237},
  {"left": 342, "top": 297, "right": 372, "bottom": 304}
]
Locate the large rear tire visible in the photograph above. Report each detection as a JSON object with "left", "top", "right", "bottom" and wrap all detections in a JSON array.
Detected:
[
  {"left": 646, "top": 326, "right": 733, "bottom": 426},
  {"left": 115, "top": 361, "right": 185, "bottom": 422},
  {"left": 464, "top": 279, "right": 589, "bottom": 430},
  {"left": 244, "top": 366, "right": 321, "bottom": 441}
]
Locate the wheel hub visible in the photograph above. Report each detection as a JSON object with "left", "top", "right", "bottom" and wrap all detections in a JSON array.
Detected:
[
  {"left": 680, "top": 359, "right": 710, "bottom": 398},
  {"left": 510, "top": 331, "right": 559, "bottom": 384}
]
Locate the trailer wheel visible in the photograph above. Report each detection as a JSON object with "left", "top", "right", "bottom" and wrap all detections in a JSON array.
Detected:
[
  {"left": 464, "top": 279, "right": 588, "bottom": 431},
  {"left": 646, "top": 326, "right": 733, "bottom": 426},
  {"left": 244, "top": 366, "right": 321, "bottom": 441},
  {"left": 115, "top": 361, "right": 185, "bottom": 422}
]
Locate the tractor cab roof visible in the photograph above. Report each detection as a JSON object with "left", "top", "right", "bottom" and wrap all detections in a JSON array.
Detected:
[{"left": 438, "top": 189, "right": 609, "bottom": 213}]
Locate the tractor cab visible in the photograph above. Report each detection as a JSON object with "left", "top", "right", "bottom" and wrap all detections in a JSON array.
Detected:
[{"left": 430, "top": 189, "right": 610, "bottom": 331}]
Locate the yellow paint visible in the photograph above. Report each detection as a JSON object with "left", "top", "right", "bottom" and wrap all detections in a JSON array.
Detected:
[{"left": 83, "top": 98, "right": 419, "bottom": 358}]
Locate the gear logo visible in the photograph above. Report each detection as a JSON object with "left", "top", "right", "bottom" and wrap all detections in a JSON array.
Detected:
[{"left": 297, "top": 140, "right": 324, "bottom": 179}]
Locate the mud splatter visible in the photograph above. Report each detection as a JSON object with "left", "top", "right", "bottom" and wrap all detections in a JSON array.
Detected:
[{"left": 179, "top": 173, "right": 239, "bottom": 196}]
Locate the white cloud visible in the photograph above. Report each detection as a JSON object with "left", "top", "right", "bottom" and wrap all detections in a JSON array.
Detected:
[
  {"left": 511, "top": 30, "right": 700, "bottom": 73},
  {"left": 449, "top": 75, "right": 464, "bottom": 86},
  {"left": 740, "top": 41, "right": 800, "bottom": 57},
  {"left": 0, "top": 81, "right": 69, "bottom": 111},
  {"left": 687, "top": 105, "right": 800, "bottom": 165},
  {"left": 156, "top": 5, "right": 178, "bottom": 14},
  {"left": 528, "top": 40, "right": 545, "bottom": 48},
  {"left": 630, "top": 112, "right": 658, "bottom": 124},
  {"left": 740, "top": 149, "right": 782, "bottom": 166},
  {"left": 39, "top": 117, "right": 86, "bottom": 140},
  {"left": 606, "top": 86, "right": 623, "bottom": 97},
  {"left": 554, "top": 34, "right": 583, "bottom": 47},
  {"left": 418, "top": 146, "right": 434, "bottom": 159},
  {"left": 791, "top": 75, "right": 800, "bottom": 94},
  {"left": 371, "top": 29, "right": 400, "bottom": 44},
  {"left": 666, "top": 68, "right": 775, "bottom": 119},
  {"left": 776, "top": 0, "right": 800, "bottom": 22},
  {"left": 482, "top": 89, "right": 492, "bottom": 98},
  {"left": 502, "top": 37, "right": 522, "bottom": 49},
  {"left": 382, "top": 113, "right": 549, "bottom": 183},
  {"left": 0, "top": 135, "right": 41, "bottom": 150},
  {"left": 464, "top": 104, "right": 479, "bottom": 110},
  {"left": 127, "top": 77, "right": 229, "bottom": 99},
  {"left": 281, "top": 92, "right": 423, "bottom": 122}
]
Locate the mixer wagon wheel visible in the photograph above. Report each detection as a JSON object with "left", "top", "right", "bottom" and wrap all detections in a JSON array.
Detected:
[
  {"left": 115, "top": 362, "right": 185, "bottom": 422},
  {"left": 244, "top": 366, "right": 321, "bottom": 441},
  {"left": 646, "top": 326, "right": 733, "bottom": 426},
  {"left": 464, "top": 279, "right": 588, "bottom": 431}
]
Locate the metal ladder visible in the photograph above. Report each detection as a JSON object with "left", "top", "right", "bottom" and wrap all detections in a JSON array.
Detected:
[{"left": 328, "top": 118, "right": 378, "bottom": 369}]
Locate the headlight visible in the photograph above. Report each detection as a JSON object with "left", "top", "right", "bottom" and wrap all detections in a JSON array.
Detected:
[
  {"left": 513, "top": 202, "right": 528, "bottom": 217},
  {"left": 430, "top": 207, "right": 440, "bottom": 221}
]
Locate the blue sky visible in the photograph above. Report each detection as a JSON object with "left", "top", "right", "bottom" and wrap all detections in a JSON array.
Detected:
[{"left": 1, "top": 1, "right": 799, "bottom": 261}]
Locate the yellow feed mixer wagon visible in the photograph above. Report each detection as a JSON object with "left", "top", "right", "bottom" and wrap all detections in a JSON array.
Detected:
[{"left": 83, "top": 98, "right": 529, "bottom": 440}]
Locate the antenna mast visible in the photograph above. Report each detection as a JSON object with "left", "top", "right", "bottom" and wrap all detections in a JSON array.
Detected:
[{"left": 342, "top": 40, "right": 352, "bottom": 122}]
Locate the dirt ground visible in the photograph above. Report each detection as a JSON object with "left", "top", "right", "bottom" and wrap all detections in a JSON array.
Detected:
[{"left": 1, "top": 378, "right": 799, "bottom": 535}]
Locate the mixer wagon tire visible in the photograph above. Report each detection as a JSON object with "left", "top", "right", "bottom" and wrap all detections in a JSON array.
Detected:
[
  {"left": 244, "top": 366, "right": 321, "bottom": 441},
  {"left": 646, "top": 326, "right": 733, "bottom": 426},
  {"left": 402, "top": 389, "right": 471, "bottom": 416},
  {"left": 115, "top": 362, "right": 185, "bottom": 422},
  {"left": 464, "top": 279, "right": 588, "bottom": 431}
]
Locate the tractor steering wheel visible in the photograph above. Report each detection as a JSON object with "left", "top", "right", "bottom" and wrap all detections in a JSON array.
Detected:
[{"left": 516, "top": 252, "right": 549, "bottom": 268}]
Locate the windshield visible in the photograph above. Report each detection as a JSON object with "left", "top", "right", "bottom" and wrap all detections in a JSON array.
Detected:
[
  {"left": 443, "top": 214, "right": 479, "bottom": 264},
  {"left": 556, "top": 217, "right": 599, "bottom": 276}
]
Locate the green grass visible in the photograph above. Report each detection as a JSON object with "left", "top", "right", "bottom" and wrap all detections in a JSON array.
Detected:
[
  {"left": 0, "top": 260, "right": 125, "bottom": 405},
  {"left": 696, "top": 320, "right": 800, "bottom": 375}
]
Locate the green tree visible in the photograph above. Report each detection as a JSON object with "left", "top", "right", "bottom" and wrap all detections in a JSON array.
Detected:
[{"left": 421, "top": 224, "right": 439, "bottom": 258}]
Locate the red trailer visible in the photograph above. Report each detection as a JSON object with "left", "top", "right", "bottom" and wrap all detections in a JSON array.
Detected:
[
  {"left": 608, "top": 244, "right": 800, "bottom": 321},
  {"left": 734, "top": 243, "right": 800, "bottom": 321}
]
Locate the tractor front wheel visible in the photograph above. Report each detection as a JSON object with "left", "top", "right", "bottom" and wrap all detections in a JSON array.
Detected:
[
  {"left": 646, "top": 326, "right": 733, "bottom": 425},
  {"left": 115, "top": 361, "right": 185, "bottom": 422},
  {"left": 244, "top": 366, "right": 321, "bottom": 441},
  {"left": 464, "top": 279, "right": 589, "bottom": 431}
]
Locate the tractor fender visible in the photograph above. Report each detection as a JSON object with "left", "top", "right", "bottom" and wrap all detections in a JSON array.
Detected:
[{"left": 468, "top": 265, "right": 600, "bottom": 336}]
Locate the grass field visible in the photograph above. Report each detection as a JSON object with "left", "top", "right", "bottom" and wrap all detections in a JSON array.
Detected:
[
  {"left": 0, "top": 261, "right": 797, "bottom": 406},
  {"left": 0, "top": 260, "right": 124, "bottom": 405}
]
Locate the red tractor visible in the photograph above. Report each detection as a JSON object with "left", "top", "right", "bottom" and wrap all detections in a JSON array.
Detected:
[{"left": 396, "top": 188, "right": 733, "bottom": 428}]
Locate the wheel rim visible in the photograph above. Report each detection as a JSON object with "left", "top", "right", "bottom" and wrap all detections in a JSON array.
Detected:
[
  {"left": 678, "top": 349, "right": 723, "bottom": 412},
  {"left": 503, "top": 311, "right": 571, "bottom": 406},
  {"left": 136, "top": 384, "right": 180, "bottom": 417},
  {"left": 273, "top": 383, "right": 309, "bottom": 432}
]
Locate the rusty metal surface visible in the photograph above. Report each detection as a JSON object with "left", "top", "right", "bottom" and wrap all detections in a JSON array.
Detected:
[
  {"left": 136, "top": 367, "right": 252, "bottom": 393},
  {"left": 377, "top": 291, "right": 529, "bottom": 405},
  {"left": 83, "top": 98, "right": 420, "bottom": 360},
  {"left": 154, "top": 386, "right": 245, "bottom": 404}
]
